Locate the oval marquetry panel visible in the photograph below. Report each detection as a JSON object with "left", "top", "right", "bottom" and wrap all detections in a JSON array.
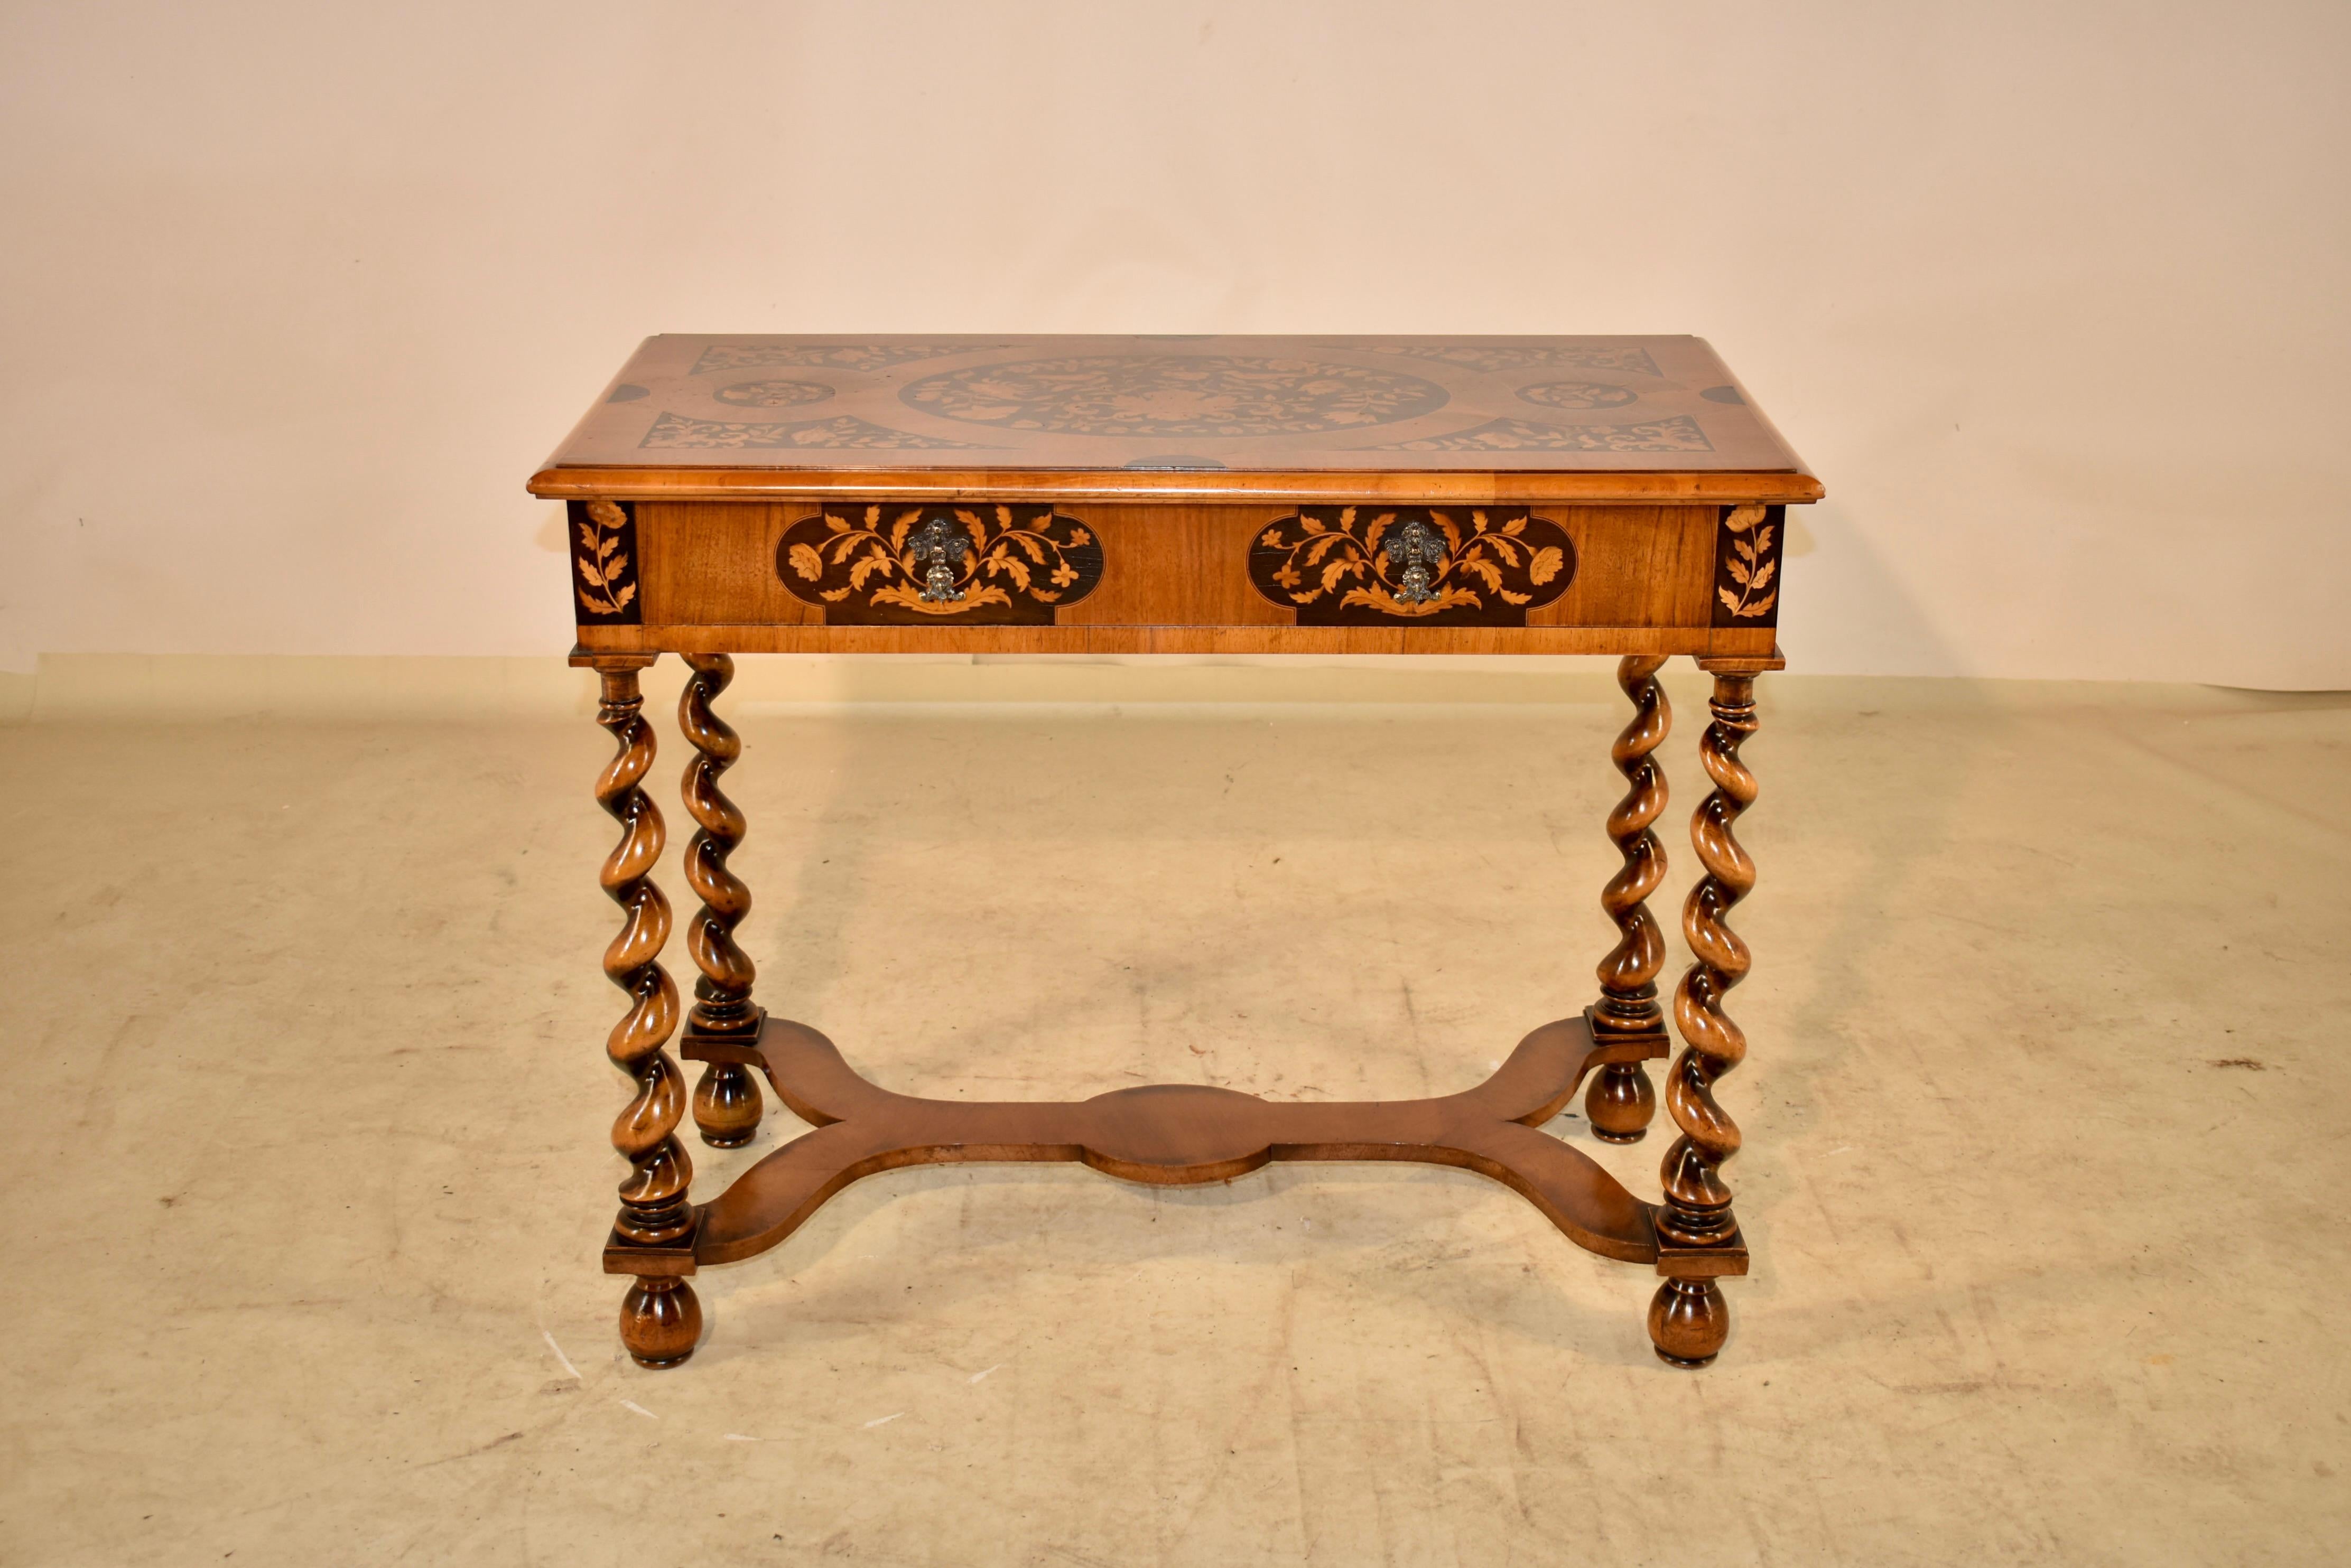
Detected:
[
  {"left": 775, "top": 502, "right": 1104, "bottom": 626},
  {"left": 1246, "top": 505, "right": 1576, "bottom": 627}
]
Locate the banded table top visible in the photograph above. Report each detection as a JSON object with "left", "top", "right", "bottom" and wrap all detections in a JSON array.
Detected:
[{"left": 532, "top": 334, "right": 1820, "bottom": 506}]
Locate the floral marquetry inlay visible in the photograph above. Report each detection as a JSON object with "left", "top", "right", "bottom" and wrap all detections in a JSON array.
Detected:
[
  {"left": 899, "top": 355, "right": 1450, "bottom": 437},
  {"left": 546, "top": 334, "right": 1816, "bottom": 478},
  {"left": 1518, "top": 380, "right": 1639, "bottom": 410},
  {"left": 1373, "top": 415, "right": 1713, "bottom": 453},
  {"left": 642, "top": 412, "right": 989, "bottom": 450},
  {"left": 689, "top": 342, "right": 991, "bottom": 375},
  {"left": 1247, "top": 507, "right": 1576, "bottom": 627},
  {"left": 776, "top": 504, "right": 1104, "bottom": 626},
  {"left": 567, "top": 499, "right": 643, "bottom": 624},
  {"left": 712, "top": 379, "right": 835, "bottom": 408},
  {"left": 1711, "top": 503, "right": 1785, "bottom": 626},
  {"left": 1353, "top": 342, "right": 1665, "bottom": 377}
]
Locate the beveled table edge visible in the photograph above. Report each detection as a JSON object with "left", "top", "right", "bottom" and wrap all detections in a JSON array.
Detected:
[{"left": 526, "top": 464, "right": 1826, "bottom": 506}]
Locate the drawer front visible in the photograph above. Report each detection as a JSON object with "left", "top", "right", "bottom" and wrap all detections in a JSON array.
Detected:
[
  {"left": 774, "top": 502, "right": 1105, "bottom": 626},
  {"left": 568, "top": 499, "right": 1780, "bottom": 657}
]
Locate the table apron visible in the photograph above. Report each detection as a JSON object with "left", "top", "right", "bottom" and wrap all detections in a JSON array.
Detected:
[{"left": 566, "top": 498, "right": 1788, "bottom": 659}]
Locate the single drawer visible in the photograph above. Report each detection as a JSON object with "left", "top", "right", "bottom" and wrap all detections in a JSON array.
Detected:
[{"left": 566, "top": 498, "right": 1783, "bottom": 658}]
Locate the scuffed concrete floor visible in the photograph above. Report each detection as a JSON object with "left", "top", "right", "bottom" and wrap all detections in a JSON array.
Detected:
[{"left": 3, "top": 673, "right": 2347, "bottom": 1565}]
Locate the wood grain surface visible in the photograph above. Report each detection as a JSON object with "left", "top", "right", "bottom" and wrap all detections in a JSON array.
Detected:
[
  {"left": 532, "top": 334, "right": 1820, "bottom": 504},
  {"left": 683, "top": 1014, "right": 1682, "bottom": 1271},
  {"left": 551, "top": 333, "right": 1804, "bottom": 1370},
  {"left": 568, "top": 498, "right": 1782, "bottom": 659}
]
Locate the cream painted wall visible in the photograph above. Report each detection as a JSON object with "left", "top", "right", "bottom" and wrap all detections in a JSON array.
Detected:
[{"left": 1, "top": 2, "right": 2345, "bottom": 684}]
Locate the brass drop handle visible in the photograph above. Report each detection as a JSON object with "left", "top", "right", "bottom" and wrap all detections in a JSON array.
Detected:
[
  {"left": 907, "top": 516, "right": 972, "bottom": 603},
  {"left": 1383, "top": 516, "right": 1445, "bottom": 604}
]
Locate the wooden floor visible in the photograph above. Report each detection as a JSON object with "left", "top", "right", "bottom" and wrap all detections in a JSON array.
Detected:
[{"left": 3, "top": 667, "right": 2346, "bottom": 1565}]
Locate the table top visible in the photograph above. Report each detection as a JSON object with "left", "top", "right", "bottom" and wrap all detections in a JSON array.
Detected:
[{"left": 533, "top": 334, "right": 1820, "bottom": 505}]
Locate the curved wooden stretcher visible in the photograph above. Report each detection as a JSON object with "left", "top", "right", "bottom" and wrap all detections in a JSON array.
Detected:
[{"left": 681, "top": 1014, "right": 1665, "bottom": 1266}]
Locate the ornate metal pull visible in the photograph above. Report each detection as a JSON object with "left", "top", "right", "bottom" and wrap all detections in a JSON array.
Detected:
[
  {"left": 907, "top": 516, "right": 972, "bottom": 603},
  {"left": 1383, "top": 516, "right": 1445, "bottom": 604}
]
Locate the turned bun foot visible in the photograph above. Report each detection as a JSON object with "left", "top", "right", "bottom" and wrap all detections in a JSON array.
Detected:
[
  {"left": 620, "top": 1275, "right": 702, "bottom": 1368},
  {"left": 1584, "top": 1061, "right": 1656, "bottom": 1143},
  {"left": 1647, "top": 1277, "right": 1729, "bottom": 1368},
  {"left": 693, "top": 1061, "right": 763, "bottom": 1148}
]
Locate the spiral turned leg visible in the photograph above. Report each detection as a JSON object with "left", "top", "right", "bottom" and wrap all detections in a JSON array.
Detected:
[
  {"left": 679, "top": 653, "right": 764, "bottom": 1150},
  {"left": 596, "top": 665, "right": 701, "bottom": 1368},
  {"left": 1649, "top": 670, "right": 1761, "bottom": 1368},
  {"left": 1586, "top": 655, "right": 1671, "bottom": 1143}
]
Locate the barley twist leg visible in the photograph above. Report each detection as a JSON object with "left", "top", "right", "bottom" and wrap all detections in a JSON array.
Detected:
[
  {"left": 680, "top": 652, "right": 764, "bottom": 1148},
  {"left": 1586, "top": 654, "right": 1671, "bottom": 1141},
  {"left": 1649, "top": 671, "right": 1759, "bottom": 1367},
  {"left": 597, "top": 667, "right": 701, "bottom": 1367}
]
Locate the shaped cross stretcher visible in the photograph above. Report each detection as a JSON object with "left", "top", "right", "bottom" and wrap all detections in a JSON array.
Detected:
[{"left": 660, "top": 1014, "right": 1691, "bottom": 1268}]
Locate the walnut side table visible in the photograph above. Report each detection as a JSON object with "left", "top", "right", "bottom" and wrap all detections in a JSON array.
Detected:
[{"left": 528, "top": 334, "right": 1820, "bottom": 1369}]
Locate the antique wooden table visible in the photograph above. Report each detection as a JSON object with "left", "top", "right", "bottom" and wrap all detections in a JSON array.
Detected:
[{"left": 529, "top": 334, "right": 1820, "bottom": 1369}]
